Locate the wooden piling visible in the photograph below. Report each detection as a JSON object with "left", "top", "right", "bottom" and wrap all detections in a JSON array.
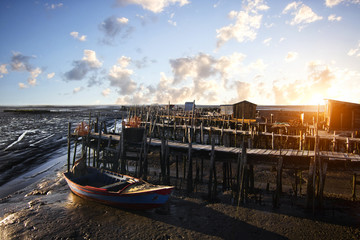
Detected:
[{"left": 67, "top": 122, "right": 71, "bottom": 172}]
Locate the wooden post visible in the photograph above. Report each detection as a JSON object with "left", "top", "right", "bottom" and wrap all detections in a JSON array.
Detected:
[
  {"left": 200, "top": 121, "right": 204, "bottom": 144},
  {"left": 306, "top": 156, "right": 316, "bottom": 209},
  {"left": 208, "top": 135, "right": 216, "bottom": 200},
  {"left": 73, "top": 138, "right": 78, "bottom": 166},
  {"left": 176, "top": 154, "right": 179, "bottom": 179},
  {"left": 352, "top": 173, "right": 357, "bottom": 201},
  {"left": 273, "top": 156, "right": 283, "bottom": 208},
  {"left": 187, "top": 128, "right": 193, "bottom": 193},
  {"left": 318, "top": 157, "right": 328, "bottom": 208},
  {"left": 239, "top": 139, "right": 247, "bottom": 204},
  {"left": 271, "top": 132, "right": 275, "bottom": 150},
  {"left": 120, "top": 121, "right": 126, "bottom": 173},
  {"left": 67, "top": 122, "right": 71, "bottom": 172},
  {"left": 96, "top": 121, "right": 102, "bottom": 168}
]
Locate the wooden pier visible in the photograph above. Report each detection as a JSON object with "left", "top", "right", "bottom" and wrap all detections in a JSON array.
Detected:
[{"left": 66, "top": 108, "right": 360, "bottom": 211}]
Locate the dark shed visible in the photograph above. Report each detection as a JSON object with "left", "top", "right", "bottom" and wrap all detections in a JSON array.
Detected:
[
  {"left": 325, "top": 99, "right": 360, "bottom": 130},
  {"left": 233, "top": 100, "right": 257, "bottom": 119},
  {"left": 185, "top": 102, "right": 195, "bottom": 111}
]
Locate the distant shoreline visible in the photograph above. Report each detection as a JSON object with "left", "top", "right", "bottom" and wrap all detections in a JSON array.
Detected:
[{"left": 3, "top": 109, "right": 51, "bottom": 114}]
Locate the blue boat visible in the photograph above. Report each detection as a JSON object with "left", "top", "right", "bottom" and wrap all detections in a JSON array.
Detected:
[{"left": 63, "top": 165, "right": 174, "bottom": 210}]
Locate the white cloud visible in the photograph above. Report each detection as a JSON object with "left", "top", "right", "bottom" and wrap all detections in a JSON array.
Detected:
[
  {"left": 64, "top": 49, "right": 102, "bottom": 81},
  {"left": 328, "top": 14, "right": 342, "bottom": 21},
  {"left": 70, "top": 31, "right": 87, "bottom": 41},
  {"left": 168, "top": 16, "right": 177, "bottom": 26},
  {"left": 115, "top": 0, "right": 189, "bottom": 13},
  {"left": 82, "top": 50, "right": 102, "bottom": 68},
  {"left": 108, "top": 56, "right": 137, "bottom": 95},
  {"left": 117, "top": 17, "right": 129, "bottom": 24},
  {"left": 102, "top": 88, "right": 111, "bottom": 97},
  {"left": 46, "top": 3, "right": 63, "bottom": 10},
  {"left": 285, "top": 51, "right": 298, "bottom": 62},
  {"left": 325, "top": 0, "right": 344, "bottom": 7},
  {"left": 283, "top": 2, "right": 323, "bottom": 30},
  {"left": 28, "top": 67, "right": 41, "bottom": 86},
  {"left": 263, "top": 37, "right": 272, "bottom": 46},
  {"left": 0, "top": 64, "right": 8, "bottom": 78},
  {"left": 47, "top": 72, "right": 55, "bottom": 79},
  {"left": 99, "top": 16, "right": 134, "bottom": 45},
  {"left": 18, "top": 83, "right": 28, "bottom": 89},
  {"left": 348, "top": 42, "right": 360, "bottom": 57},
  {"left": 73, "top": 87, "right": 84, "bottom": 94},
  {"left": 326, "top": 0, "right": 360, "bottom": 7},
  {"left": 216, "top": 0, "right": 269, "bottom": 49}
]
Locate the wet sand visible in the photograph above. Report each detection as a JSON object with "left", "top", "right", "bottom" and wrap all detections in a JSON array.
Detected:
[{"left": 1, "top": 162, "right": 360, "bottom": 239}]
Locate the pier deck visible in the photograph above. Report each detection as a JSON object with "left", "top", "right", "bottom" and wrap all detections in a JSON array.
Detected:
[{"left": 89, "top": 132, "right": 360, "bottom": 162}]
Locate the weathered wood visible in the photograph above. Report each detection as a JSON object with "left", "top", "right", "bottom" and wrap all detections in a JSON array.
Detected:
[
  {"left": 208, "top": 135, "right": 216, "bottom": 200},
  {"left": 187, "top": 128, "right": 193, "bottom": 193},
  {"left": 273, "top": 156, "right": 283, "bottom": 208},
  {"left": 67, "top": 122, "right": 71, "bottom": 172}
]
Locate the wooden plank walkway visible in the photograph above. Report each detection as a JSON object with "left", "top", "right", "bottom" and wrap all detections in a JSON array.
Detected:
[{"left": 89, "top": 133, "right": 360, "bottom": 162}]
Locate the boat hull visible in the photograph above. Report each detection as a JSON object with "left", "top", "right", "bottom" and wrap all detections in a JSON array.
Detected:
[{"left": 63, "top": 168, "right": 173, "bottom": 210}]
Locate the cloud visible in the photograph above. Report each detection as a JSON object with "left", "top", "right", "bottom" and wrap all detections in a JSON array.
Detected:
[
  {"left": 113, "top": 51, "right": 268, "bottom": 105},
  {"left": 216, "top": 0, "right": 269, "bottom": 49},
  {"left": 64, "top": 49, "right": 102, "bottom": 81},
  {"left": 73, "top": 86, "right": 84, "bottom": 94},
  {"left": 47, "top": 72, "right": 55, "bottom": 79},
  {"left": 325, "top": 0, "right": 343, "bottom": 7},
  {"left": 45, "top": 3, "right": 63, "bottom": 10},
  {"left": 168, "top": 13, "right": 177, "bottom": 26},
  {"left": 0, "top": 64, "right": 8, "bottom": 78},
  {"left": 115, "top": 0, "right": 190, "bottom": 13},
  {"left": 328, "top": 14, "right": 342, "bottom": 22},
  {"left": 18, "top": 83, "right": 28, "bottom": 89},
  {"left": 102, "top": 88, "right": 111, "bottom": 97},
  {"left": 28, "top": 68, "right": 42, "bottom": 86},
  {"left": 348, "top": 42, "right": 360, "bottom": 57},
  {"left": 10, "top": 52, "right": 42, "bottom": 86},
  {"left": 108, "top": 56, "right": 137, "bottom": 95},
  {"left": 99, "top": 16, "right": 134, "bottom": 44},
  {"left": 136, "top": 14, "right": 158, "bottom": 26},
  {"left": 169, "top": 53, "right": 217, "bottom": 84},
  {"left": 283, "top": 2, "right": 323, "bottom": 30},
  {"left": 134, "top": 56, "right": 156, "bottom": 69},
  {"left": 10, "top": 52, "right": 34, "bottom": 72},
  {"left": 285, "top": 51, "right": 298, "bottom": 62},
  {"left": 263, "top": 37, "right": 272, "bottom": 46},
  {"left": 70, "top": 31, "right": 87, "bottom": 41},
  {"left": 326, "top": 0, "right": 360, "bottom": 7}
]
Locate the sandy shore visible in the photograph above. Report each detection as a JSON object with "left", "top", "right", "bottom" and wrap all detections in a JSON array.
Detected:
[{"left": 1, "top": 162, "right": 360, "bottom": 239}]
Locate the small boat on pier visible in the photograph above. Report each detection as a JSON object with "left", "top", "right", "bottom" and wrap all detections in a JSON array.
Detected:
[{"left": 63, "top": 159, "right": 174, "bottom": 210}]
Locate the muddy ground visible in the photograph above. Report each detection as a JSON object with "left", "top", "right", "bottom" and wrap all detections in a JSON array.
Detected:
[{"left": 1, "top": 157, "right": 360, "bottom": 240}]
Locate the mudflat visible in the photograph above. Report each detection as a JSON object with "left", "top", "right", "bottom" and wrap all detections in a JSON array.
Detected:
[{"left": 1, "top": 163, "right": 360, "bottom": 240}]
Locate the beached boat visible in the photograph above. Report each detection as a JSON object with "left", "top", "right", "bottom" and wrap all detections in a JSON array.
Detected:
[{"left": 63, "top": 165, "right": 174, "bottom": 210}]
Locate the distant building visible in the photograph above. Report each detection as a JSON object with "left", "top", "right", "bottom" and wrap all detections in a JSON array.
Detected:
[
  {"left": 325, "top": 99, "right": 360, "bottom": 130},
  {"left": 233, "top": 100, "right": 257, "bottom": 119},
  {"left": 256, "top": 105, "right": 323, "bottom": 124},
  {"left": 185, "top": 101, "right": 195, "bottom": 111},
  {"left": 220, "top": 104, "right": 233, "bottom": 116}
]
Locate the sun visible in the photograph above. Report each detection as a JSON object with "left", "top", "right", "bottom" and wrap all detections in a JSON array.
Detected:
[{"left": 308, "top": 93, "right": 325, "bottom": 105}]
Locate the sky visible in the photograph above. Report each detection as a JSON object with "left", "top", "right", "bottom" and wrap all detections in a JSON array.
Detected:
[{"left": 0, "top": 0, "right": 360, "bottom": 106}]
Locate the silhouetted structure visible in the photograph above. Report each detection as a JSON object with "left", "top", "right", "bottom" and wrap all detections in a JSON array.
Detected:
[{"left": 325, "top": 99, "right": 360, "bottom": 131}]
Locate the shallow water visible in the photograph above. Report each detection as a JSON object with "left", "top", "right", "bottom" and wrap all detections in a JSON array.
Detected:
[{"left": 0, "top": 106, "right": 124, "bottom": 199}]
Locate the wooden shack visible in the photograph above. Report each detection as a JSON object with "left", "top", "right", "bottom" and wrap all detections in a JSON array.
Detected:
[
  {"left": 233, "top": 100, "right": 257, "bottom": 119},
  {"left": 185, "top": 101, "right": 195, "bottom": 111},
  {"left": 325, "top": 99, "right": 360, "bottom": 131}
]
